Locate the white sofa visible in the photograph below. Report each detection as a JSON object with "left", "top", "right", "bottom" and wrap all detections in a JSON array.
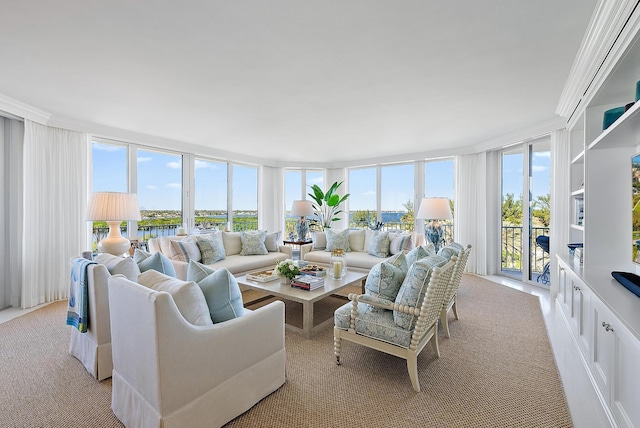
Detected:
[
  {"left": 108, "top": 274, "right": 286, "bottom": 428},
  {"left": 300, "top": 229, "right": 419, "bottom": 272},
  {"left": 148, "top": 231, "right": 292, "bottom": 280}
]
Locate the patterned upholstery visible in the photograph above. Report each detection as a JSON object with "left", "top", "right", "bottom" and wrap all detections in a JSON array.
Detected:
[
  {"left": 368, "top": 231, "right": 390, "bottom": 257},
  {"left": 405, "top": 245, "right": 435, "bottom": 267},
  {"left": 334, "top": 301, "right": 414, "bottom": 348},
  {"left": 239, "top": 230, "right": 269, "bottom": 255},
  {"left": 325, "top": 229, "right": 351, "bottom": 252},
  {"left": 364, "top": 261, "right": 405, "bottom": 301},
  {"left": 440, "top": 244, "right": 472, "bottom": 338}
]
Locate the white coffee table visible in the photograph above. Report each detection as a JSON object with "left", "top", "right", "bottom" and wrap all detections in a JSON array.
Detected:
[{"left": 236, "top": 271, "right": 367, "bottom": 339}]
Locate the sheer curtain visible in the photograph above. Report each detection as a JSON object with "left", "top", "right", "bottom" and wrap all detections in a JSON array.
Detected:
[
  {"left": 454, "top": 152, "right": 500, "bottom": 275},
  {"left": 22, "top": 120, "right": 88, "bottom": 309},
  {"left": 549, "top": 129, "right": 570, "bottom": 297}
]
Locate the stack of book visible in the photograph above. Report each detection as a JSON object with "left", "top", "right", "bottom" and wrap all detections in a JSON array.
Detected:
[
  {"left": 299, "top": 264, "right": 327, "bottom": 277},
  {"left": 291, "top": 275, "right": 325, "bottom": 291}
]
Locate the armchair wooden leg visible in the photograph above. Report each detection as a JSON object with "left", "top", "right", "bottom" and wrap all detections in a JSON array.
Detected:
[
  {"left": 452, "top": 297, "right": 459, "bottom": 320},
  {"left": 440, "top": 308, "right": 450, "bottom": 338},
  {"left": 431, "top": 330, "right": 440, "bottom": 358},
  {"left": 407, "top": 352, "right": 420, "bottom": 392},
  {"left": 334, "top": 327, "right": 342, "bottom": 365}
]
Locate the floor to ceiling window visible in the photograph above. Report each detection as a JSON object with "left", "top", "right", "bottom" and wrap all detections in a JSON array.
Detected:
[
  {"left": 349, "top": 167, "right": 378, "bottom": 228},
  {"left": 500, "top": 137, "right": 551, "bottom": 285},
  {"left": 194, "top": 158, "right": 228, "bottom": 231},
  {"left": 381, "top": 163, "right": 414, "bottom": 231},
  {"left": 284, "top": 168, "right": 324, "bottom": 237},
  {"left": 231, "top": 164, "right": 258, "bottom": 231}
]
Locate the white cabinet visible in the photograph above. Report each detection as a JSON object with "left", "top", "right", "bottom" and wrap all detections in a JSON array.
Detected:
[
  {"left": 557, "top": 256, "right": 640, "bottom": 427},
  {"left": 590, "top": 297, "right": 640, "bottom": 428}
]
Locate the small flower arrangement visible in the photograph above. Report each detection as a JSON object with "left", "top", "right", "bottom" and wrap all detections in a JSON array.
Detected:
[{"left": 275, "top": 259, "right": 300, "bottom": 280}]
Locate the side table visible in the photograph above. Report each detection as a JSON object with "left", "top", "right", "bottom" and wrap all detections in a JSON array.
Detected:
[{"left": 282, "top": 239, "right": 312, "bottom": 260}]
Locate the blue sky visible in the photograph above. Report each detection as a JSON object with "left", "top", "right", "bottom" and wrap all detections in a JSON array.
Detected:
[{"left": 93, "top": 142, "right": 549, "bottom": 212}]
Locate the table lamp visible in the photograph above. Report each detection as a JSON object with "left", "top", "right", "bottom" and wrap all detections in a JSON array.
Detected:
[
  {"left": 290, "top": 200, "right": 314, "bottom": 241},
  {"left": 86, "top": 192, "right": 141, "bottom": 256},
  {"left": 416, "top": 197, "right": 452, "bottom": 252}
]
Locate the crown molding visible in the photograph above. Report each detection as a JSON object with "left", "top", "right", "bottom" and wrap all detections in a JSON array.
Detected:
[
  {"left": 0, "top": 92, "right": 50, "bottom": 124},
  {"left": 557, "top": 0, "right": 640, "bottom": 122}
]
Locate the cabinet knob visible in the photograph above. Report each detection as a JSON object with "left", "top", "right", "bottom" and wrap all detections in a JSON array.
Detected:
[{"left": 601, "top": 321, "right": 614, "bottom": 332}]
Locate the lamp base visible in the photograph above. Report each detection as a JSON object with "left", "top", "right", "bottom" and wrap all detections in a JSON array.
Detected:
[
  {"left": 296, "top": 218, "right": 309, "bottom": 242},
  {"left": 98, "top": 221, "right": 131, "bottom": 256}
]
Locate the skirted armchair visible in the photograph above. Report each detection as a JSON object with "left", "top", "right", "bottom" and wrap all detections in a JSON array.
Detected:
[{"left": 108, "top": 274, "right": 286, "bottom": 428}]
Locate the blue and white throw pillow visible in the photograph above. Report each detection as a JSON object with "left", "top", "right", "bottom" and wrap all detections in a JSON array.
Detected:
[
  {"left": 365, "top": 260, "right": 406, "bottom": 301},
  {"left": 368, "top": 231, "right": 390, "bottom": 258},
  {"left": 195, "top": 233, "right": 226, "bottom": 264},
  {"left": 195, "top": 267, "right": 245, "bottom": 323},
  {"left": 325, "top": 229, "right": 350, "bottom": 252},
  {"left": 239, "top": 230, "right": 268, "bottom": 255},
  {"left": 389, "top": 233, "right": 413, "bottom": 255},
  {"left": 405, "top": 245, "right": 434, "bottom": 268},
  {"left": 186, "top": 259, "right": 217, "bottom": 283},
  {"left": 393, "top": 255, "right": 448, "bottom": 329},
  {"left": 133, "top": 249, "right": 177, "bottom": 277}
]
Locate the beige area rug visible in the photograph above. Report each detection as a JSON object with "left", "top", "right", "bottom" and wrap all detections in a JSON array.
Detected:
[{"left": 0, "top": 275, "right": 572, "bottom": 427}]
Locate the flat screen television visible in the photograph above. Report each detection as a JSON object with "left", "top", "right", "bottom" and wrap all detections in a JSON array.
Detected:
[{"left": 633, "top": 153, "right": 640, "bottom": 264}]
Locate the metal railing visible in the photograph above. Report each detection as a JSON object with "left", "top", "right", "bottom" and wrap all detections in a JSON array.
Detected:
[{"left": 502, "top": 225, "right": 550, "bottom": 275}]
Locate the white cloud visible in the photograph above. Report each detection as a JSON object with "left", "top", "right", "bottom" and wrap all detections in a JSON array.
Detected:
[
  {"left": 165, "top": 183, "right": 181, "bottom": 189},
  {"left": 532, "top": 165, "right": 548, "bottom": 172},
  {"left": 363, "top": 190, "right": 376, "bottom": 196},
  {"left": 308, "top": 176, "right": 323, "bottom": 185},
  {"left": 534, "top": 152, "right": 551, "bottom": 158},
  {"left": 167, "top": 161, "right": 181, "bottom": 169},
  {"left": 146, "top": 185, "right": 158, "bottom": 190},
  {"left": 137, "top": 157, "right": 152, "bottom": 163},
  {"left": 195, "top": 160, "right": 214, "bottom": 169},
  {"left": 93, "top": 142, "right": 123, "bottom": 152}
]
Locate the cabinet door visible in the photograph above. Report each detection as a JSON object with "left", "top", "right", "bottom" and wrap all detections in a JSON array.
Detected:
[
  {"left": 570, "top": 278, "right": 591, "bottom": 355},
  {"left": 611, "top": 319, "right": 640, "bottom": 428},
  {"left": 556, "top": 261, "right": 571, "bottom": 318},
  {"left": 591, "top": 299, "right": 616, "bottom": 403}
]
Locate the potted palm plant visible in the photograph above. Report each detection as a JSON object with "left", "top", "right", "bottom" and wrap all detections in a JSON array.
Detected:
[{"left": 308, "top": 181, "right": 350, "bottom": 230}]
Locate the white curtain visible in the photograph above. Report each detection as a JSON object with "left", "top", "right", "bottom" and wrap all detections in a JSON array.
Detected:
[
  {"left": 549, "top": 129, "right": 570, "bottom": 297},
  {"left": 455, "top": 153, "right": 489, "bottom": 275},
  {"left": 258, "top": 165, "right": 284, "bottom": 234},
  {"left": 22, "top": 120, "right": 88, "bottom": 309}
]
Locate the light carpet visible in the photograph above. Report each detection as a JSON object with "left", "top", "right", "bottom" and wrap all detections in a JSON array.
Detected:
[{"left": 0, "top": 275, "right": 572, "bottom": 427}]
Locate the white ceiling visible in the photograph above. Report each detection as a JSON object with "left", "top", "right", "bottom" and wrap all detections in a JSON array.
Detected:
[{"left": 0, "top": 1, "right": 597, "bottom": 164}]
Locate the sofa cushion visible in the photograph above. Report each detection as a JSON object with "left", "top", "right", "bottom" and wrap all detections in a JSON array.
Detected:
[
  {"left": 325, "top": 229, "right": 350, "bottom": 252},
  {"left": 222, "top": 231, "right": 243, "bottom": 256},
  {"left": 348, "top": 229, "right": 366, "bottom": 252},
  {"left": 394, "top": 255, "right": 448, "bottom": 329},
  {"left": 240, "top": 230, "right": 268, "bottom": 256},
  {"left": 134, "top": 249, "right": 177, "bottom": 277},
  {"left": 94, "top": 253, "right": 141, "bottom": 281},
  {"left": 313, "top": 231, "right": 327, "bottom": 250},
  {"left": 334, "top": 302, "right": 413, "bottom": 348},
  {"left": 137, "top": 269, "right": 213, "bottom": 326},
  {"left": 365, "top": 260, "right": 405, "bottom": 301},
  {"left": 169, "top": 237, "right": 201, "bottom": 263},
  {"left": 195, "top": 233, "right": 226, "bottom": 264},
  {"left": 195, "top": 268, "right": 245, "bottom": 323},
  {"left": 387, "top": 251, "right": 409, "bottom": 275},
  {"left": 368, "top": 231, "right": 390, "bottom": 258},
  {"left": 264, "top": 231, "right": 281, "bottom": 252},
  {"left": 389, "top": 233, "right": 413, "bottom": 255},
  {"left": 186, "top": 259, "right": 217, "bottom": 283}
]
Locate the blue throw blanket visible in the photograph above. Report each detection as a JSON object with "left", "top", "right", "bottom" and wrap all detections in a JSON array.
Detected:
[{"left": 66, "top": 257, "right": 96, "bottom": 333}]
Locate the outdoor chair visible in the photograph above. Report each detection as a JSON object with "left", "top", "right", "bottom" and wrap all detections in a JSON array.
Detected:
[{"left": 535, "top": 235, "right": 550, "bottom": 285}]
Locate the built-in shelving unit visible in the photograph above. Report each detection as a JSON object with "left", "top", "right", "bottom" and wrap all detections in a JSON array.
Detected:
[{"left": 558, "top": 3, "right": 640, "bottom": 427}]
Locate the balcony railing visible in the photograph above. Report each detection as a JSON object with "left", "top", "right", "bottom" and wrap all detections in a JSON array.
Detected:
[{"left": 502, "top": 225, "right": 550, "bottom": 276}]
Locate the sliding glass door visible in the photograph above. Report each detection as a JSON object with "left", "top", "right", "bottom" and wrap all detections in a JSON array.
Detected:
[{"left": 500, "top": 137, "right": 551, "bottom": 285}]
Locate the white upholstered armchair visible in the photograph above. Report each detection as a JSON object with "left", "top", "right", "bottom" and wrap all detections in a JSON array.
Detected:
[{"left": 108, "top": 274, "right": 286, "bottom": 428}]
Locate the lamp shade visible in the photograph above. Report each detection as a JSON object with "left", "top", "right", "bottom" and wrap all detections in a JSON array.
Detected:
[
  {"left": 416, "top": 197, "right": 452, "bottom": 220},
  {"left": 85, "top": 192, "right": 141, "bottom": 221},
  {"left": 290, "top": 200, "right": 314, "bottom": 217}
]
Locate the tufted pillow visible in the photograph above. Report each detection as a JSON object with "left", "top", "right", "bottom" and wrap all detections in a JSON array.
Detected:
[
  {"left": 264, "top": 231, "right": 281, "bottom": 252},
  {"left": 387, "top": 251, "right": 409, "bottom": 275},
  {"left": 168, "top": 237, "right": 201, "bottom": 263},
  {"left": 186, "top": 259, "right": 217, "bottom": 283},
  {"left": 394, "top": 255, "right": 448, "bottom": 329},
  {"left": 137, "top": 270, "right": 213, "bottom": 326},
  {"left": 222, "top": 231, "right": 242, "bottom": 256},
  {"left": 365, "top": 260, "right": 406, "bottom": 301},
  {"left": 348, "top": 229, "right": 366, "bottom": 252},
  {"left": 405, "top": 245, "right": 435, "bottom": 268},
  {"left": 240, "top": 230, "right": 268, "bottom": 255},
  {"left": 313, "top": 231, "right": 327, "bottom": 250},
  {"left": 195, "top": 233, "right": 226, "bottom": 264},
  {"left": 94, "top": 253, "right": 141, "bottom": 281},
  {"left": 325, "top": 229, "right": 350, "bottom": 252},
  {"left": 389, "top": 233, "right": 413, "bottom": 255},
  {"left": 368, "top": 231, "right": 390, "bottom": 258},
  {"left": 194, "top": 267, "right": 245, "bottom": 323},
  {"left": 133, "top": 249, "right": 177, "bottom": 277}
]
